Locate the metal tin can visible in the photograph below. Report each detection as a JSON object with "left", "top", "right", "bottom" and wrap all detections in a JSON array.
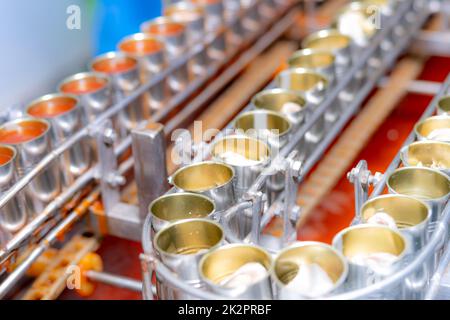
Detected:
[
  {"left": 199, "top": 243, "right": 273, "bottom": 299},
  {"left": 332, "top": 224, "right": 408, "bottom": 292},
  {"left": 26, "top": 93, "right": 91, "bottom": 186},
  {"left": 148, "top": 192, "right": 216, "bottom": 236},
  {"left": 272, "top": 241, "right": 348, "bottom": 299},
  {"left": 0, "top": 118, "right": 61, "bottom": 215},
  {"left": 170, "top": 161, "right": 236, "bottom": 212},
  {"left": 118, "top": 33, "right": 167, "bottom": 111}
]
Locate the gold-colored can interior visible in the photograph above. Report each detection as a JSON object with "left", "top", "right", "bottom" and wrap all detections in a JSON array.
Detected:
[
  {"left": 201, "top": 245, "right": 271, "bottom": 284},
  {"left": 404, "top": 141, "right": 450, "bottom": 170},
  {"left": 415, "top": 116, "right": 450, "bottom": 139},
  {"left": 289, "top": 51, "right": 335, "bottom": 69},
  {"left": 278, "top": 70, "right": 328, "bottom": 92},
  {"left": 340, "top": 226, "right": 406, "bottom": 258},
  {"left": 150, "top": 193, "right": 214, "bottom": 222},
  {"left": 211, "top": 136, "right": 270, "bottom": 163},
  {"left": 388, "top": 168, "right": 450, "bottom": 200},
  {"left": 438, "top": 96, "right": 450, "bottom": 113},
  {"left": 274, "top": 244, "right": 345, "bottom": 285},
  {"left": 361, "top": 195, "right": 429, "bottom": 229},
  {"left": 155, "top": 219, "right": 223, "bottom": 255},
  {"left": 253, "top": 90, "right": 307, "bottom": 113},
  {"left": 172, "top": 162, "right": 234, "bottom": 192},
  {"left": 304, "top": 32, "right": 351, "bottom": 51},
  {"left": 234, "top": 111, "right": 291, "bottom": 136}
]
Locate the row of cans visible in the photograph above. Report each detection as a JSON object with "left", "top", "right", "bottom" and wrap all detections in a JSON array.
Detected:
[{"left": 0, "top": 0, "right": 287, "bottom": 244}]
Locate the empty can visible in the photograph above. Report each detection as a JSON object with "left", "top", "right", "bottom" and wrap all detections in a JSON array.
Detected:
[{"left": 169, "top": 161, "right": 236, "bottom": 212}]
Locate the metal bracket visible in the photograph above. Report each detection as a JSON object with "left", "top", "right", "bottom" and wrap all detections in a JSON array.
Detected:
[
  {"left": 282, "top": 151, "right": 302, "bottom": 243},
  {"left": 96, "top": 120, "right": 123, "bottom": 215},
  {"left": 131, "top": 122, "right": 168, "bottom": 222},
  {"left": 347, "top": 160, "right": 383, "bottom": 223},
  {"left": 242, "top": 190, "right": 266, "bottom": 245}
]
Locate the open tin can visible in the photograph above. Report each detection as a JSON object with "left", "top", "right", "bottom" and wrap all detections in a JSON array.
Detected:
[
  {"left": 386, "top": 167, "right": 450, "bottom": 226},
  {"left": 302, "top": 29, "right": 362, "bottom": 103},
  {"left": 141, "top": 17, "right": 189, "bottom": 91},
  {"left": 26, "top": 93, "right": 91, "bottom": 186},
  {"left": 153, "top": 218, "right": 224, "bottom": 299},
  {"left": 148, "top": 192, "right": 216, "bottom": 236},
  {"left": 361, "top": 194, "right": 430, "bottom": 252},
  {"left": 169, "top": 161, "right": 235, "bottom": 213},
  {"left": 118, "top": 33, "right": 167, "bottom": 112},
  {"left": 0, "top": 118, "right": 61, "bottom": 215},
  {"left": 400, "top": 140, "right": 450, "bottom": 176},
  {"left": 59, "top": 72, "right": 112, "bottom": 123},
  {"left": 272, "top": 241, "right": 348, "bottom": 299},
  {"left": 199, "top": 244, "right": 273, "bottom": 299},
  {"left": 414, "top": 115, "right": 450, "bottom": 143},
  {"left": 91, "top": 51, "right": 149, "bottom": 136},
  {"left": 164, "top": 1, "right": 208, "bottom": 74},
  {"left": 332, "top": 224, "right": 408, "bottom": 293},
  {"left": 233, "top": 109, "right": 292, "bottom": 152},
  {"left": 288, "top": 49, "right": 341, "bottom": 122},
  {"left": 211, "top": 134, "right": 271, "bottom": 198},
  {"left": 276, "top": 68, "right": 329, "bottom": 144}
]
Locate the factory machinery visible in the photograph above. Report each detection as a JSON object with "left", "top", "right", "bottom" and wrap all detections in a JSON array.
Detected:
[{"left": 0, "top": 0, "right": 450, "bottom": 300}]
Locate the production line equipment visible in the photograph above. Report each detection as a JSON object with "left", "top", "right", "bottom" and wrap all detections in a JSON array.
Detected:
[{"left": 0, "top": 0, "right": 449, "bottom": 300}]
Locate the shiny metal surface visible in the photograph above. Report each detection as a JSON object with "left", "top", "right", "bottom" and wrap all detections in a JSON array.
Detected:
[
  {"left": 118, "top": 33, "right": 167, "bottom": 111},
  {"left": 170, "top": 161, "right": 235, "bottom": 212},
  {"left": 273, "top": 241, "right": 348, "bottom": 299},
  {"left": 233, "top": 109, "right": 292, "bottom": 150},
  {"left": 211, "top": 135, "right": 270, "bottom": 198},
  {"left": 164, "top": 2, "right": 208, "bottom": 74},
  {"left": 199, "top": 243, "right": 273, "bottom": 299},
  {"left": 252, "top": 88, "right": 308, "bottom": 126},
  {"left": 288, "top": 49, "right": 341, "bottom": 122},
  {"left": 414, "top": 115, "right": 450, "bottom": 142},
  {"left": 387, "top": 167, "right": 450, "bottom": 223},
  {"left": 59, "top": 72, "right": 113, "bottom": 123},
  {"left": 141, "top": 16, "right": 189, "bottom": 91},
  {"left": 149, "top": 192, "right": 216, "bottom": 234},
  {"left": 0, "top": 145, "right": 27, "bottom": 233},
  {"left": 0, "top": 118, "right": 61, "bottom": 215},
  {"left": 91, "top": 51, "right": 149, "bottom": 135},
  {"left": 361, "top": 194, "right": 430, "bottom": 252},
  {"left": 26, "top": 93, "right": 91, "bottom": 186},
  {"left": 302, "top": 29, "right": 362, "bottom": 103},
  {"left": 276, "top": 68, "right": 328, "bottom": 144},
  {"left": 332, "top": 224, "right": 408, "bottom": 291},
  {"left": 153, "top": 218, "right": 224, "bottom": 283},
  {"left": 400, "top": 141, "right": 450, "bottom": 176}
]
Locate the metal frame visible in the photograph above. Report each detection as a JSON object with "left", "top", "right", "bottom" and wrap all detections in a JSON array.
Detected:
[
  {"left": 0, "top": 0, "right": 297, "bottom": 298},
  {"left": 140, "top": 0, "right": 436, "bottom": 300}
]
